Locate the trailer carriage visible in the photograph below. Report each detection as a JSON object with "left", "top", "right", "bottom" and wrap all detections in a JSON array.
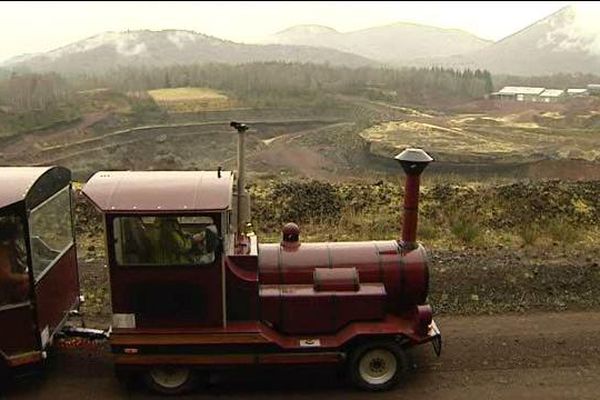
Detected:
[{"left": 0, "top": 167, "right": 81, "bottom": 380}]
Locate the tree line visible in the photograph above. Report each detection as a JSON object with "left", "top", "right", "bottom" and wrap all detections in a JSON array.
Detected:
[
  {"left": 74, "top": 62, "right": 494, "bottom": 106},
  {"left": 0, "top": 72, "right": 72, "bottom": 112},
  {"left": 1, "top": 62, "right": 494, "bottom": 113}
]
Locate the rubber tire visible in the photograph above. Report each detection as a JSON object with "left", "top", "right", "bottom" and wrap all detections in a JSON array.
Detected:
[
  {"left": 143, "top": 366, "right": 198, "bottom": 396},
  {"left": 0, "top": 360, "right": 9, "bottom": 393},
  {"left": 347, "top": 341, "right": 408, "bottom": 392}
]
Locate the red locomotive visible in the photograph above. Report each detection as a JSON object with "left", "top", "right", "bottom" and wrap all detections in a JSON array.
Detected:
[{"left": 1, "top": 122, "right": 441, "bottom": 394}]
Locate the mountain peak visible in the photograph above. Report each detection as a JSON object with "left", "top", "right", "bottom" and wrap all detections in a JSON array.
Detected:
[
  {"left": 2, "top": 28, "right": 375, "bottom": 74},
  {"left": 276, "top": 24, "right": 338, "bottom": 35},
  {"left": 441, "top": 3, "right": 600, "bottom": 75}
]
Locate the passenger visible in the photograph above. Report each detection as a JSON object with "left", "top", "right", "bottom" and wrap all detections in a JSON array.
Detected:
[
  {"left": 122, "top": 217, "right": 152, "bottom": 263},
  {"left": 0, "top": 219, "right": 30, "bottom": 305}
]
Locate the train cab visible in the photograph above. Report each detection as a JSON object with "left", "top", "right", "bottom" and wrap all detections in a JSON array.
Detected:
[
  {"left": 82, "top": 170, "right": 234, "bottom": 332},
  {"left": 0, "top": 167, "right": 80, "bottom": 380}
]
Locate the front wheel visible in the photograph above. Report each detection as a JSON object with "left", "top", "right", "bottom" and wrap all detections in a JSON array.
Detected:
[
  {"left": 347, "top": 341, "right": 408, "bottom": 391},
  {"left": 143, "top": 365, "right": 197, "bottom": 395}
]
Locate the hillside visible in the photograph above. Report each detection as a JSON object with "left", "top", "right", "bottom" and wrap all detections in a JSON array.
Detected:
[
  {"left": 415, "top": 5, "right": 600, "bottom": 75},
  {"left": 267, "top": 22, "right": 491, "bottom": 65},
  {"left": 1, "top": 29, "right": 376, "bottom": 74}
]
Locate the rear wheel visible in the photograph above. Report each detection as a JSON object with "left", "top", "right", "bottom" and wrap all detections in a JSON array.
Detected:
[
  {"left": 347, "top": 341, "right": 408, "bottom": 391},
  {"left": 143, "top": 365, "right": 197, "bottom": 395},
  {"left": 0, "top": 360, "right": 9, "bottom": 389}
]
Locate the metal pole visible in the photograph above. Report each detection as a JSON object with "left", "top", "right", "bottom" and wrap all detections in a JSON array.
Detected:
[
  {"left": 237, "top": 128, "right": 245, "bottom": 237},
  {"left": 231, "top": 121, "right": 249, "bottom": 239}
]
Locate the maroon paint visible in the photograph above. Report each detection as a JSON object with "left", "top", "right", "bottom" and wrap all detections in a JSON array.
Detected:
[
  {"left": 34, "top": 246, "right": 80, "bottom": 343},
  {"left": 0, "top": 305, "right": 38, "bottom": 358},
  {"left": 260, "top": 284, "right": 386, "bottom": 334},
  {"left": 402, "top": 173, "right": 421, "bottom": 246},
  {"left": 109, "top": 264, "right": 223, "bottom": 328},
  {"left": 313, "top": 268, "right": 359, "bottom": 292},
  {"left": 257, "top": 241, "right": 428, "bottom": 308}
]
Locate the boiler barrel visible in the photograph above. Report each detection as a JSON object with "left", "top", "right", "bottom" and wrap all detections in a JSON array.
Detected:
[{"left": 258, "top": 240, "right": 429, "bottom": 309}]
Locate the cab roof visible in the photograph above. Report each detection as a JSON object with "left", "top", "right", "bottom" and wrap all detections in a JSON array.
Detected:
[
  {"left": 82, "top": 170, "right": 234, "bottom": 213},
  {"left": 0, "top": 166, "right": 71, "bottom": 210}
]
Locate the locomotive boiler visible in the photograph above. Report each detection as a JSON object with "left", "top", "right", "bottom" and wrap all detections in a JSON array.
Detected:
[{"left": 78, "top": 121, "right": 441, "bottom": 394}]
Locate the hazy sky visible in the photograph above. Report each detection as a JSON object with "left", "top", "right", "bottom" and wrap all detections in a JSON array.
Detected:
[{"left": 0, "top": 1, "right": 578, "bottom": 62}]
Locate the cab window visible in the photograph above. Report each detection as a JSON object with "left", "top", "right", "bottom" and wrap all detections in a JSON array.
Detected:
[
  {"left": 112, "top": 216, "right": 219, "bottom": 266},
  {"left": 28, "top": 186, "right": 74, "bottom": 281}
]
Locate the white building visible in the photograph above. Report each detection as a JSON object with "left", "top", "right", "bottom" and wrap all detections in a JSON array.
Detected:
[
  {"left": 566, "top": 88, "right": 588, "bottom": 96},
  {"left": 491, "top": 86, "right": 545, "bottom": 102},
  {"left": 538, "top": 89, "right": 565, "bottom": 103},
  {"left": 587, "top": 84, "right": 600, "bottom": 95}
]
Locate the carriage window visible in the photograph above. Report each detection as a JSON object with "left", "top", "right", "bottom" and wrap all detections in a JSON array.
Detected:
[
  {"left": 0, "top": 215, "right": 29, "bottom": 307},
  {"left": 112, "top": 216, "right": 219, "bottom": 266},
  {"left": 29, "top": 186, "right": 74, "bottom": 281}
]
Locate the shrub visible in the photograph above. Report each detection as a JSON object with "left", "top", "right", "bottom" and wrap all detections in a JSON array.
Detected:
[
  {"left": 449, "top": 214, "right": 481, "bottom": 245},
  {"left": 544, "top": 218, "right": 582, "bottom": 245},
  {"left": 517, "top": 223, "right": 541, "bottom": 246}
]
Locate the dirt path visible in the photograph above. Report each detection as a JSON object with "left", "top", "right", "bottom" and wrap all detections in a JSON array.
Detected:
[
  {"left": 1, "top": 112, "right": 109, "bottom": 157},
  {"left": 3, "top": 118, "right": 342, "bottom": 166},
  {"left": 4, "top": 311, "right": 599, "bottom": 399}
]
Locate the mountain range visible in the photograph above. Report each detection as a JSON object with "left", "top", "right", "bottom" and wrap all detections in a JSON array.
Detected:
[
  {"left": 2, "top": 5, "right": 599, "bottom": 76},
  {"left": 265, "top": 22, "right": 492, "bottom": 64},
  {"left": 0, "top": 30, "right": 375, "bottom": 74}
]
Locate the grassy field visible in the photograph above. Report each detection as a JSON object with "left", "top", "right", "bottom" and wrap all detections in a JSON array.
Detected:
[
  {"left": 147, "top": 87, "right": 236, "bottom": 113},
  {"left": 359, "top": 97, "right": 600, "bottom": 165}
]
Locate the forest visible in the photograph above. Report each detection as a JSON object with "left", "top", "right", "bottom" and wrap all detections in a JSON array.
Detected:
[{"left": 0, "top": 62, "right": 493, "bottom": 113}]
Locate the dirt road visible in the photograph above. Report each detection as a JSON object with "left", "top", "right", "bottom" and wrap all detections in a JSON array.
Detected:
[{"left": 4, "top": 311, "right": 599, "bottom": 399}]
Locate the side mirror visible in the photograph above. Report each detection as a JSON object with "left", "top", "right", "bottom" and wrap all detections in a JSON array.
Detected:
[
  {"left": 215, "top": 237, "right": 224, "bottom": 256},
  {"left": 204, "top": 226, "right": 223, "bottom": 255}
]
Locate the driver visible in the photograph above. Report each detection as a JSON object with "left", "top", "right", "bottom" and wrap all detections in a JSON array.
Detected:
[
  {"left": 0, "top": 219, "right": 30, "bottom": 305},
  {"left": 150, "top": 217, "right": 203, "bottom": 265}
]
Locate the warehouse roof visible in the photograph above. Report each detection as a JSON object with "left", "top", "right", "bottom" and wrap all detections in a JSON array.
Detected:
[
  {"left": 498, "top": 86, "right": 545, "bottom": 95},
  {"left": 539, "top": 89, "right": 565, "bottom": 97}
]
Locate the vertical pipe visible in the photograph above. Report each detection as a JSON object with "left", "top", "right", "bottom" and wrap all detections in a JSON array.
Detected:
[
  {"left": 402, "top": 173, "right": 420, "bottom": 246},
  {"left": 395, "top": 148, "right": 432, "bottom": 250},
  {"left": 236, "top": 129, "right": 245, "bottom": 237}
]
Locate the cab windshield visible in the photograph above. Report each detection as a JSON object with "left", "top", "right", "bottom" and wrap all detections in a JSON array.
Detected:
[{"left": 112, "top": 216, "right": 219, "bottom": 266}]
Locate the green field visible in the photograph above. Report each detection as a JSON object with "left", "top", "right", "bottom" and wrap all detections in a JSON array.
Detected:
[{"left": 148, "top": 87, "right": 235, "bottom": 113}]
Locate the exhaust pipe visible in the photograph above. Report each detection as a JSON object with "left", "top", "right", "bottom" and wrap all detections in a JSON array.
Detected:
[
  {"left": 395, "top": 148, "right": 433, "bottom": 250},
  {"left": 231, "top": 121, "right": 249, "bottom": 239}
]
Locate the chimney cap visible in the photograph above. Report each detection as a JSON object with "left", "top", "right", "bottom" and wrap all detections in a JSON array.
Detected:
[
  {"left": 395, "top": 148, "right": 433, "bottom": 163},
  {"left": 395, "top": 148, "right": 433, "bottom": 176}
]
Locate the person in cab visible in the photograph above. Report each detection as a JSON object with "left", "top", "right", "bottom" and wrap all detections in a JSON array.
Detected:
[{"left": 0, "top": 219, "right": 30, "bottom": 305}]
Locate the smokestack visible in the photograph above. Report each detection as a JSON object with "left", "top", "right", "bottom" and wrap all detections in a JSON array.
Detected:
[
  {"left": 230, "top": 121, "right": 249, "bottom": 239},
  {"left": 395, "top": 148, "right": 433, "bottom": 250}
]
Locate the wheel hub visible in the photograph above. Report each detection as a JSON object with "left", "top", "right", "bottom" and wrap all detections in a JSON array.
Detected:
[
  {"left": 358, "top": 349, "right": 397, "bottom": 385},
  {"left": 150, "top": 366, "right": 190, "bottom": 389}
]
